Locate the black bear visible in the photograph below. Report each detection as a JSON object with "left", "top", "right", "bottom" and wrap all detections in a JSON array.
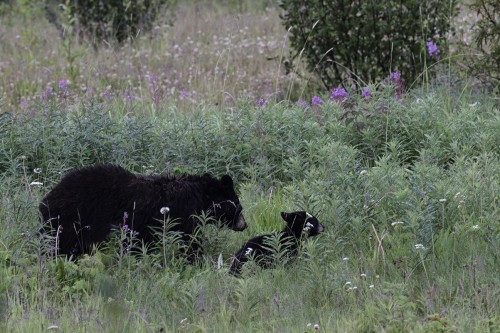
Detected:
[
  {"left": 39, "top": 164, "right": 247, "bottom": 257},
  {"left": 229, "top": 211, "right": 324, "bottom": 276}
]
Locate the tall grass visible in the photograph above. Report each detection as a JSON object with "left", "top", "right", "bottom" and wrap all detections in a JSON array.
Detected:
[
  {"left": 1, "top": 83, "right": 499, "bottom": 331},
  {"left": 0, "top": 1, "right": 499, "bottom": 332},
  {"left": 0, "top": 1, "right": 293, "bottom": 112}
]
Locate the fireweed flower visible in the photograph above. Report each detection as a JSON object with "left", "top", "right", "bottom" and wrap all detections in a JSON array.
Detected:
[
  {"left": 255, "top": 97, "right": 266, "bottom": 107},
  {"left": 19, "top": 98, "right": 29, "bottom": 109},
  {"left": 85, "top": 85, "right": 94, "bottom": 98},
  {"left": 330, "top": 87, "right": 349, "bottom": 102},
  {"left": 311, "top": 95, "right": 323, "bottom": 105},
  {"left": 58, "top": 79, "right": 69, "bottom": 91},
  {"left": 426, "top": 39, "right": 440, "bottom": 59},
  {"left": 124, "top": 89, "right": 135, "bottom": 101},
  {"left": 390, "top": 71, "right": 401, "bottom": 81},
  {"left": 40, "top": 87, "right": 53, "bottom": 102},
  {"left": 102, "top": 86, "right": 112, "bottom": 99},
  {"left": 147, "top": 74, "right": 159, "bottom": 86},
  {"left": 361, "top": 87, "right": 372, "bottom": 98},
  {"left": 389, "top": 71, "right": 405, "bottom": 99},
  {"left": 297, "top": 99, "right": 309, "bottom": 108}
]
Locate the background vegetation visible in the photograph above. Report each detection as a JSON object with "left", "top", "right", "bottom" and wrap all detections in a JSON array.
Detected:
[{"left": 0, "top": 0, "right": 498, "bottom": 332}]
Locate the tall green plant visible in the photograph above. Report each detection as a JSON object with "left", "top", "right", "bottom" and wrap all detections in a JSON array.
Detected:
[{"left": 279, "top": 0, "right": 458, "bottom": 87}]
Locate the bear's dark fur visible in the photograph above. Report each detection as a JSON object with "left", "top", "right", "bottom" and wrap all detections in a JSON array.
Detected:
[
  {"left": 229, "top": 211, "right": 324, "bottom": 276},
  {"left": 39, "top": 164, "right": 247, "bottom": 257}
]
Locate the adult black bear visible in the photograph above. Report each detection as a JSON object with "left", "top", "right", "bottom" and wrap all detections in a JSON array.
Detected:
[
  {"left": 229, "top": 211, "right": 324, "bottom": 276},
  {"left": 39, "top": 164, "right": 247, "bottom": 257}
]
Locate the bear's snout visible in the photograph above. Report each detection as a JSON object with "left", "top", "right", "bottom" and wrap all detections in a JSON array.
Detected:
[{"left": 233, "top": 214, "right": 247, "bottom": 231}]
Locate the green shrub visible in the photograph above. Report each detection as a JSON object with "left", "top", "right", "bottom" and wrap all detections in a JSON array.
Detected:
[
  {"left": 47, "top": 0, "right": 177, "bottom": 43},
  {"left": 464, "top": 0, "right": 499, "bottom": 87},
  {"left": 279, "top": 0, "right": 458, "bottom": 87}
]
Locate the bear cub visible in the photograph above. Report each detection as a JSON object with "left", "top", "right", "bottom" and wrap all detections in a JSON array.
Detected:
[{"left": 229, "top": 211, "right": 324, "bottom": 276}]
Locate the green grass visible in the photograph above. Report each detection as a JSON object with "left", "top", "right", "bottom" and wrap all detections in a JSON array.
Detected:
[
  {"left": 0, "top": 1, "right": 499, "bottom": 332},
  {"left": 0, "top": 86, "right": 498, "bottom": 332}
]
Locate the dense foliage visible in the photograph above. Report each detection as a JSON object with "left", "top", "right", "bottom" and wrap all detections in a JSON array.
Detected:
[
  {"left": 0, "top": 85, "right": 499, "bottom": 331},
  {"left": 279, "top": 0, "right": 458, "bottom": 87},
  {"left": 465, "top": 0, "right": 499, "bottom": 86},
  {"left": 47, "top": 0, "right": 176, "bottom": 43}
]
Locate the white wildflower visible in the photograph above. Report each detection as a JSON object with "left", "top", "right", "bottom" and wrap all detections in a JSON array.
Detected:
[
  {"left": 29, "top": 181, "right": 43, "bottom": 187},
  {"left": 391, "top": 221, "right": 404, "bottom": 226},
  {"left": 439, "top": 198, "right": 447, "bottom": 203},
  {"left": 314, "top": 324, "right": 320, "bottom": 330},
  {"left": 359, "top": 169, "right": 367, "bottom": 176},
  {"left": 342, "top": 257, "right": 349, "bottom": 261},
  {"left": 360, "top": 273, "right": 367, "bottom": 278},
  {"left": 415, "top": 243, "right": 425, "bottom": 250},
  {"left": 160, "top": 207, "right": 170, "bottom": 215},
  {"left": 33, "top": 168, "right": 42, "bottom": 174},
  {"left": 369, "top": 284, "right": 374, "bottom": 288},
  {"left": 472, "top": 225, "right": 479, "bottom": 230}
]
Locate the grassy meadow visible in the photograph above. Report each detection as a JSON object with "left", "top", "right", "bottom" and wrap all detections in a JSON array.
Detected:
[{"left": 0, "top": 1, "right": 499, "bottom": 332}]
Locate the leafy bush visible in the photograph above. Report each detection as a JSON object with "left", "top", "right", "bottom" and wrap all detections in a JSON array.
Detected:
[
  {"left": 279, "top": 0, "right": 458, "bottom": 87},
  {"left": 464, "top": 0, "right": 499, "bottom": 87},
  {"left": 47, "top": 0, "right": 177, "bottom": 43}
]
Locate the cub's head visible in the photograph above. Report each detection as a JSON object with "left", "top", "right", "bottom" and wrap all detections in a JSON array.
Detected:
[
  {"left": 209, "top": 174, "right": 247, "bottom": 231},
  {"left": 281, "top": 211, "right": 325, "bottom": 238}
]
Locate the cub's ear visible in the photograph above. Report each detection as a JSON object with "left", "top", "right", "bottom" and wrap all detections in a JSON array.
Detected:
[
  {"left": 280, "top": 212, "right": 289, "bottom": 221},
  {"left": 220, "top": 174, "right": 234, "bottom": 188}
]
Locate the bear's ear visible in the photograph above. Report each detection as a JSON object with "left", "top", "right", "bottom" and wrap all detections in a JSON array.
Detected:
[
  {"left": 280, "top": 212, "right": 289, "bottom": 221},
  {"left": 220, "top": 174, "right": 234, "bottom": 188}
]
